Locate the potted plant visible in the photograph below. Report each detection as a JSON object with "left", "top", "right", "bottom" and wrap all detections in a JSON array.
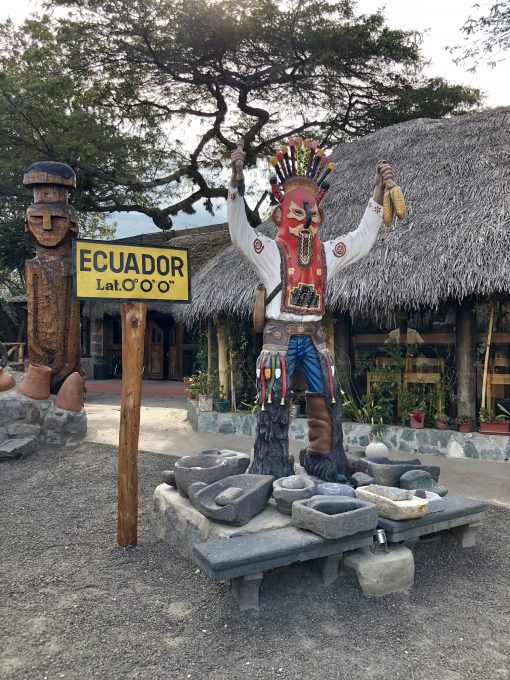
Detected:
[
  {"left": 434, "top": 413, "right": 450, "bottom": 430},
  {"left": 213, "top": 383, "right": 230, "bottom": 413},
  {"left": 408, "top": 401, "right": 426, "bottom": 429},
  {"left": 184, "top": 371, "right": 212, "bottom": 411},
  {"left": 455, "top": 415, "right": 475, "bottom": 433},
  {"left": 479, "top": 405, "right": 510, "bottom": 434}
]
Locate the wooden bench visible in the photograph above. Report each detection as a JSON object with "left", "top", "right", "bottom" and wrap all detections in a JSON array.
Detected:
[
  {"left": 192, "top": 526, "right": 375, "bottom": 611},
  {"left": 377, "top": 496, "right": 487, "bottom": 547}
]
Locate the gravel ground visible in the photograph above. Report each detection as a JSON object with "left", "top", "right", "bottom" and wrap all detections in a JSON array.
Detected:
[{"left": 1, "top": 442, "right": 509, "bottom": 680}]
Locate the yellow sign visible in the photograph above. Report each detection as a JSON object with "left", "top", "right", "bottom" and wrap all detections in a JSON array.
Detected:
[{"left": 73, "top": 239, "right": 190, "bottom": 302}]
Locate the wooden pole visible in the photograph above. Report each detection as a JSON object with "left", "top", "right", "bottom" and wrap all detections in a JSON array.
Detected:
[
  {"left": 117, "top": 301, "right": 147, "bottom": 548},
  {"left": 217, "top": 321, "right": 230, "bottom": 400},
  {"left": 481, "top": 302, "right": 495, "bottom": 412},
  {"left": 207, "top": 319, "right": 218, "bottom": 387},
  {"left": 455, "top": 299, "right": 476, "bottom": 419},
  {"left": 334, "top": 312, "right": 352, "bottom": 388}
]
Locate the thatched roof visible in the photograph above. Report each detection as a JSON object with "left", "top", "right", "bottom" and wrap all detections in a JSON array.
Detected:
[
  {"left": 81, "top": 227, "right": 231, "bottom": 319},
  {"left": 175, "top": 107, "right": 510, "bottom": 326}
]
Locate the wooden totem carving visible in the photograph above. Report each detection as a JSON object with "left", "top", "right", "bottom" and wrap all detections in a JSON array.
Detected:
[{"left": 23, "top": 162, "right": 81, "bottom": 393}]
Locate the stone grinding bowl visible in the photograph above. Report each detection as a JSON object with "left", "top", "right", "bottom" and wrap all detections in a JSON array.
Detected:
[
  {"left": 188, "top": 474, "right": 274, "bottom": 526},
  {"left": 200, "top": 448, "right": 251, "bottom": 476},
  {"left": 292, "top": 495, "right": 378, "bottom": 539},
  {"left": 272, "top": 475, "right": 316, "bottom": 515},
  {"left": 167, "top": 454, "right": 230, "bottom": 498},
  {"left": 358, "top": 456, "right": 440, "bottom": 488}
]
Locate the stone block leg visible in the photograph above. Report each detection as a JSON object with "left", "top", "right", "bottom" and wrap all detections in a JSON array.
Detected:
[
  {"left": 315, "top": 554, "right": 343, "bottom": 586},
  {"left": 451, "top": 522, "right": 481, "bottom": 548},
  {"left": 230, "top": 572, "right": 263, "bottom": 612},
  {"left": 342, "top": 545, "right": 414, "bottom": 597}
]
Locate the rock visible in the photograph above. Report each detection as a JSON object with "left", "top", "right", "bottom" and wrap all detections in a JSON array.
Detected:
[
  {"left": 315, "top": 482, "right": 355, "bottom": 498},
  {"left": 365, "top": 441, "right": 389, "bottom": 457},
  {"left": 215, "top": 487, "right": 245, "bottom": 506},
  {"left": 351, "top": 472, "right": 375, "bottom": 488},
  {"left": 400, "top": 470, "right": 448, "bottom": 497},
  {"left": 188, "top": 474, "right": 274, "bottom": 525},
  {"left": 281, "top": 475, "right": 306, "bottom": 489},
  {"left": 346, "top": 451, "right": 366, "bottom": 475},
  {"left": 355, "top": 486, "right": 429, "bottom": 521},
  {"left": 412, "top": 490, "right": 446, "bottom": 513},
  {"left": 272, "top": 475, "right": 315, "bottom": 515},
  {"left": 358, "top": 456, "right": 440, "bottom": 488},
  {"left": 0, "top": 436, "right": 38, "bottom": 460},
  {"left": 6, "top": 422, "right": 41, "bottom": 437},
  {"left": 366, "top": 485, "right": 413, "bottom": 501},
  {"left": 292, "top": 495, "right": 378, "bottom": 540},
  {"left": 162, "top": 469, "right": 176, "bottom": 486},
  {"left": 173, "top": 455, "right": 230, "bottom": 498},
  {"left": 44, "top": 405, "right": 87, "bottom": 445},
  {"left": 343, "top": 545, "right": 415, "bottom": 597}
]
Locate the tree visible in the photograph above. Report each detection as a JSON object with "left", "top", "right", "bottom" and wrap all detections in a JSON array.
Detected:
[
  {"left": 455, "top": 1, "right": 510, "bottom": 69},
  {"left": 0, "top": 0, "right": 480, "bottom": 232}
]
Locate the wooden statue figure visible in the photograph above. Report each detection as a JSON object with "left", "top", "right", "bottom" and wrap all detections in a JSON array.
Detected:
[
  {"left": 229, "top": 141, "right": 399, "bottom": 481},
  {"left": 23, "top": 161, "right": 81, "bottom": 393}
]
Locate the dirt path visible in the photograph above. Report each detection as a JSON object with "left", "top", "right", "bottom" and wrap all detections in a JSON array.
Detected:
[{"left": 1, "top": 441, "right": 509, "bottom": 680}]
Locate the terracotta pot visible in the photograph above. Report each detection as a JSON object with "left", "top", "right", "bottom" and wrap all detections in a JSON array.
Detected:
[
  {"left": 457, "top": 423, "right": 472, "bottom": 433},
  {"left": 0, "top": 367, "right": 15, "bottom": 392},
  {"left": 409, "top": 414, "right": 425, "bottom": 429},
  {"left": 479, "top": 421, "right": 510, "bottom": 435},
  {"left": 435, "top": 421, "right": 449, "bottom": 430},
  {"left": 19, "top": 363, "right": 52, "bottom": 400},
  {"left": 55, "top": 372, "right": 84, "bottom": 412}
]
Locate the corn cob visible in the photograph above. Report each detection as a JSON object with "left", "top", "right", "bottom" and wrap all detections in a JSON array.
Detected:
[
  {"left": 383, "top": 189, "right": 393, "bottom": 226},
  {"left": 384, "top": 178, "right": 407, "bottom": 222},
  {"left": 390, "top": 186, "right": 406, "bottom": 219}
]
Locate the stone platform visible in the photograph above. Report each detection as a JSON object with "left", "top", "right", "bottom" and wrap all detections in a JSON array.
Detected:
[{"left": 152, "top": 484, "right": 295, "bottom": 559}]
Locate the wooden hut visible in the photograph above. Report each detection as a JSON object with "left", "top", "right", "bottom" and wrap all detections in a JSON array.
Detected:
[
  {"left": 174, "top": 107, "right": 510, "bottom": 421},
  {"left": 81, "top": 225, "right": 231, "bottom": 380}
]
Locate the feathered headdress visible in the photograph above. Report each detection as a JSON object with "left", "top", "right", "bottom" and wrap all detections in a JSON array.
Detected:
[{"left": 268, "top": 137, "right": 336, "bottom": 205}]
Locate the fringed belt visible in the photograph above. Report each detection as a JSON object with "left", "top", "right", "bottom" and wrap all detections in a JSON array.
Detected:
[{"left": 262, "top": 319, "right": 327, "bottom": 355}]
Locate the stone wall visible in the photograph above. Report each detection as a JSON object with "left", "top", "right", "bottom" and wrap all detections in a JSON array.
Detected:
[
  {"left": 0, "top": 371, "right": 87, "bottom": 459},
  {"left": 187, "top": 400, "right": 509, "bottom": 462}
]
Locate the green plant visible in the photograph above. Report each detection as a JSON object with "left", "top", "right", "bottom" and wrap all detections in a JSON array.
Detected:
[
  {"left": 455, "top": 415, "right": 475, "bottom": 427},
  {"left": 370, "top": 418, "right": 385, "bottom": 441},
  {"left": 480, "top": 404, "right": 510, "bottom": 423},
  {"left": 434, "top": 413, "right": 450, "bottom": 423},
  {"left": 183, "top": 371, "right": 210, "bottom": 399}
]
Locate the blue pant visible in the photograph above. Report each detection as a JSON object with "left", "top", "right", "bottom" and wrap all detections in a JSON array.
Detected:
[{"left": 285, "top": 335, "right": 323, "bottom": 393}]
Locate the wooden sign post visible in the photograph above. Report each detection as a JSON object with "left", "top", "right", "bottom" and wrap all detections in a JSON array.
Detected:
[
  {"left": 117, "top": 302, "right": 147, "bottom": 547},
  {"left": 73, "top": 239, "right": 191, "bottom": 548}
]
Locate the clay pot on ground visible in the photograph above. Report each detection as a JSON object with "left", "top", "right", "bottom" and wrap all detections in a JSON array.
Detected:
[
  {"left": 435, "top": 420, "right": 449, "bottom": 430},
  {"left": 19, "top": 364, "right": 52, "bottom": 400},
  {"left": 55, "top": 372, "right": 84, "bottom": 412},
  {"left": 0, "top": 367, "right": 15, "bottom": 392}
]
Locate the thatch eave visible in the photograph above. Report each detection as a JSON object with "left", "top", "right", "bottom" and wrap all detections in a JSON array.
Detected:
[{"left": 174, "top": 108, "right": 510, "bottom": 326}]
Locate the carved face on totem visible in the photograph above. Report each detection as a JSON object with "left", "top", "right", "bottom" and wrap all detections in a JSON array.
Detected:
[
  {"left": 26, "top": 204, "right": 78, "bottom": 248},
  {"left": 273, "top": 184, "right": 324, "bottom": 267}
]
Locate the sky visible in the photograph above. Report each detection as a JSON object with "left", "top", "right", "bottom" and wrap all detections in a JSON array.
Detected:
[{"left": 2, "top": 0, "right": 509, "bottom": 237}]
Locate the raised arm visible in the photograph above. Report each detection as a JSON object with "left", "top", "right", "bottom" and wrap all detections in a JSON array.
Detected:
[
  {"left": 325, "top": 161, "right": 395, "bottom": 279},
  {"left": 227, "top": 148, "right": 276, "bottom": 282}
]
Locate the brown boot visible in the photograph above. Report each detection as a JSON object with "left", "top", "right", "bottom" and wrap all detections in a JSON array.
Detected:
[{"left": 301, "top": 392, "right": 338, "bottom": 482}]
